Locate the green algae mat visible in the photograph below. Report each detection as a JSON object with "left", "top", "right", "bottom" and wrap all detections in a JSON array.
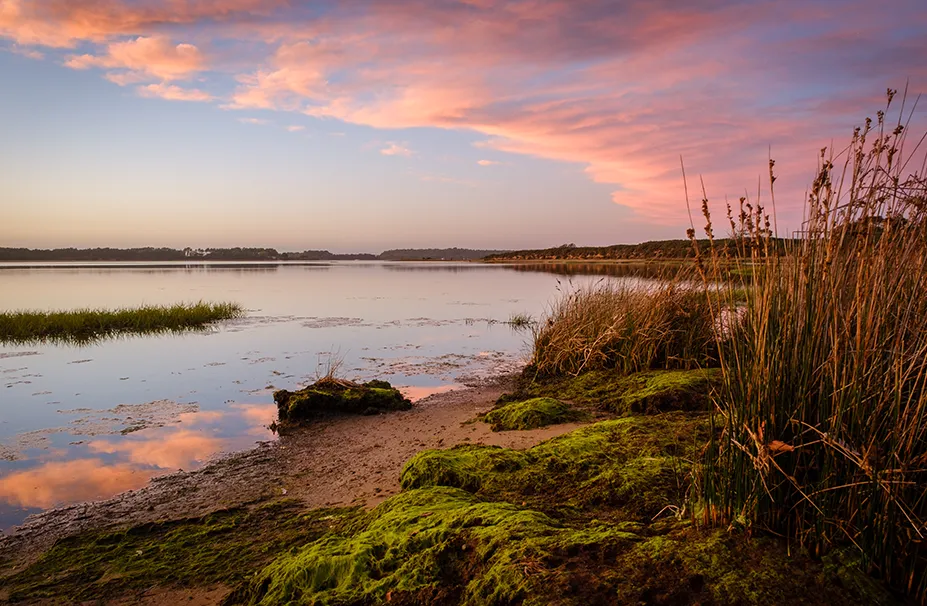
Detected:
[
  {"left": 483, "top": 397, "right": 584, "bottom": 431},
  {"left": 2, "top": 370, "right": 900, "bottom": 605}
]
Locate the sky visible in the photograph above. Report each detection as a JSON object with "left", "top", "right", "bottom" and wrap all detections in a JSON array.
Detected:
[{"left": 1, "top": 0, "right": 926, "bottom": 253}]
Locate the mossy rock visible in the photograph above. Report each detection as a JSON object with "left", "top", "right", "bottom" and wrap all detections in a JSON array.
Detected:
[
  {"left": 483, "top": 397, "right": 583, "bottom": 431},
  {"left": 614, "top": 369, "right": 719, "bottom": 413},
  {"left": 235, "top": 487, "right": 896, "bottom": 606},
  {"left": 3, "top": 500, "right": 362, "bottom": 603},
  {"left": 503, "top": 368, "right": 720, "bottom": 414},
  {"left": 400, "top": 444, "right": 527, "bottom": 493},
  {"left": 233, "top": 486, "right": 641, "bottom": 606},
  {"left": 273, "top": 378, "right": 411, "bottom": 423},
  {"left": 402, "top": 414, "right": 709, "bottom": 520}
]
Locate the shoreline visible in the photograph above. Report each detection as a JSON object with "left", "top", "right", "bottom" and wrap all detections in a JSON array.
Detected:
[{"left": 0, "top": 375, "right": 593, "bottom": 572}]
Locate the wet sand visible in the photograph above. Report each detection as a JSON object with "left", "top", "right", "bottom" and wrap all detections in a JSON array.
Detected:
[{"left": 0, "top": 376, "right": 587, "bottom": 572}]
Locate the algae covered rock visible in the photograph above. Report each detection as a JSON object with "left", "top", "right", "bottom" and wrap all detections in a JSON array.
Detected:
[
  {"left": 273, "top": 377, "right": 411, "bottom": 423},
  {"left": 483, "top": 397, "right": 582, "bottom": 431},
  {"left": 502, "top": 368, "right": 719, "bottom": 414},
  {"left": 236, "top": 486, "right": 896, "bottom": 606},
  {"left": 400, "top": 444, "right": 526, "bottom": 493},
  {"left": 615, "top": 369, "right": 719, "bottom": 413},
  {"left": 2, "top": 500, "right": 362, "bottom": 604},
  {"left": 402, "top": 414, "right": 709, "bottom": 520},
  {"left": 235, "top": 486, "right": 640, "bottom": 606}
]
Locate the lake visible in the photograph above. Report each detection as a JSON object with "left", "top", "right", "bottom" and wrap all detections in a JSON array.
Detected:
[{"left": 0, "top": 261, "right": 645, "bottom": 530}]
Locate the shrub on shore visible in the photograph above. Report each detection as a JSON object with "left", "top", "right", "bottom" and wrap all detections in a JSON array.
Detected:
[
  {"left": 693, "top": 90, "right": 927, "bottom": 600},
  {"left": 0, "top": 301, "right": 243, "bottom": 344}
]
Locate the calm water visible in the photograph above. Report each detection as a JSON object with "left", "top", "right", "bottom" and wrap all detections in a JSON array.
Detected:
[{"left": 0, "top": 261, "right": 643, "bottom": 530}]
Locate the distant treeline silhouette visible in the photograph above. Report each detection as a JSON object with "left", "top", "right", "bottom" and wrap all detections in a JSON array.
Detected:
[
  {"left": 378, "top": 248, "right": 508, "bottom": 260},
  {"left": 0, "top": 246, "right": 505, "bottom": 262},
  {"left": 484, "top": 239, "right": 794, "bottom": 261}
]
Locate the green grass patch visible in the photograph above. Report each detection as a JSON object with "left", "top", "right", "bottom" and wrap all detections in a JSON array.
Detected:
[
  {"left": 483, "top": 397, "right": 584, "bottom": 431},
  {"left": 0, "top": 301, "right": 243, "bottom": 344}
]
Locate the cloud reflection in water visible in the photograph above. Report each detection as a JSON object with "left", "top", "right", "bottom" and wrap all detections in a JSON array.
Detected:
[{"left": 0, "top": 404, "right": 276, "bottom": 512}]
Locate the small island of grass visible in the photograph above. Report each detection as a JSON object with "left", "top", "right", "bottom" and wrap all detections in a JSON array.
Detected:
[{"left": 0, "top": 302, "right": 243, "bottom": 344}]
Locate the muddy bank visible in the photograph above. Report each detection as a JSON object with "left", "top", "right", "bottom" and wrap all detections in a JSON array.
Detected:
[{"left": 0, "top": 376, "right": 590, "bottom": 571}]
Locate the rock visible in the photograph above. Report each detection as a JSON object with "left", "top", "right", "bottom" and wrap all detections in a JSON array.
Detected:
[{"left": 273, "top": 377, "right": 412, "bottom": 424}]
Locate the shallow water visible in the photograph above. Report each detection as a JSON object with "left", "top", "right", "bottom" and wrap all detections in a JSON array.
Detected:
[{"left": 0, "top": 261, "right": 650, "bottom": 530}]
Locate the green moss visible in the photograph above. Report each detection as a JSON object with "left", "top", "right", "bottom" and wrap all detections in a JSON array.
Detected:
[
  {"left": 401, "top": 445, "right": 527, "bottom": 493},
  {"left": 483, "top": 397, "right": 584, "bottom": 431},
  {"left": 614, "top": 369, "right": 719, "bottom": 413},
  {"left": 273, "top": 378, "right": 411, "bottom": 423},
  {"left": 607, "top": 527, "right": 898, "bottom": 605},
  {"left": 7, "top": 412, "right": 900, "bottom": 605},
  {"left": 506, "top": 368, "right": 719, "bottom": 414},
  {"left": 402, "top": 415, "right": 708, "bottom": 521},
  {"left": 4, "top": 500, "right": 362, "bottom": 603},
  {"left": 237, "top": 488, "right": 896, "bottom": 606},
  {"left": 234, "top": 486, "right": 640, "bottom": 606}
]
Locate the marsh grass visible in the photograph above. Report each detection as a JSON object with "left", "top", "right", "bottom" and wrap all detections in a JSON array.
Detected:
[
  {"left": 530, "top": 281, "right": 718, "bottom": 377},
  {"left": 692, "top": 89, "right": 927, "bottom": 599},
  {"left": 505, "top": 312, "right": 535, "bottom": 330},
  {"left": 0, "top": 301, "right": 243, "bottom": 344}
]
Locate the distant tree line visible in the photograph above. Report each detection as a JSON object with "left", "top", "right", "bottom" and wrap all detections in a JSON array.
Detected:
[
  {"left": 0, "top": 247, "right": 283, "bottom": 261},
  {"left": 483, "top": 239, "right": 794, "bottom": 261},
  {"left": 378, "top": 248, "right": 508, "bottom": 260},
  {"left": 0, "top": 246, "right": 505, "bottom": 262}
]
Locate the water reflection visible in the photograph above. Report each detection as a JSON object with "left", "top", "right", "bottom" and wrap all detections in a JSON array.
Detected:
[
  {"left": 0, "top": 459, "right": 154, "bottom": 509},
  {"left": 0, "top": 404, "right": 276, "bottom": 517},
  {"left": 382, "top": 264, "right": 505, "bottom": 273},
  {"left": 0, "top": 261, "right": 634, "bottom": 529},
  {"left": 398, "top": 384, "right": 462, "bottom": 401},
  {"left": 88, "top": 430, "right": 225, "bottom": 470},
  {"left": 505, "top": 262, "right": 691, "bottom": 279}
]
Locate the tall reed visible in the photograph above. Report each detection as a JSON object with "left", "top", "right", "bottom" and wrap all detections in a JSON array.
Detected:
[
  {"left": 531, "top": 281, "right": 717, "bottom": 376},
  {"left": 694, "top": 89, "right": 927, "bottom": 599}
]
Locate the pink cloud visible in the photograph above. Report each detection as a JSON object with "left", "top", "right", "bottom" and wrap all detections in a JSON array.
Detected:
[
  {"left": 380, "top": 142, "right": 414, "bottom": 157},
  {"left": 286, "top": 125, "right": 305, "bottom": 132},
  {"left": 477, "top": 159, "right": 500, "bottom": 166},
  {"left": 7, "top": 43, "right": 43, "bottom": 59},
  {"left": 2, "top": 0, "right": 925, "bottom": 228},
  {"left": 0, "top": 0, "right": 288, "bottom": 48},
  {"left": 137, "top": 82, "right": 213, "bottom": 101},
  {"left": 64, "top": 35, "right": 204, "bottom": 82}
]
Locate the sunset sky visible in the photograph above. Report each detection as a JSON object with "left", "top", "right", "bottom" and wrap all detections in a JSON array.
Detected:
[{"left": 2, "top": 0, "right": 926, "bottom": 252}]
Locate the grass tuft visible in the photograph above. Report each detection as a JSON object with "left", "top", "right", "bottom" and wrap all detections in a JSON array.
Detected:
[
  {"left": 530, "top": 282, "right": 718, "bottom": 377},
  {"left": 0, "top": 301, "right": 243, "bottom": 344}
]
